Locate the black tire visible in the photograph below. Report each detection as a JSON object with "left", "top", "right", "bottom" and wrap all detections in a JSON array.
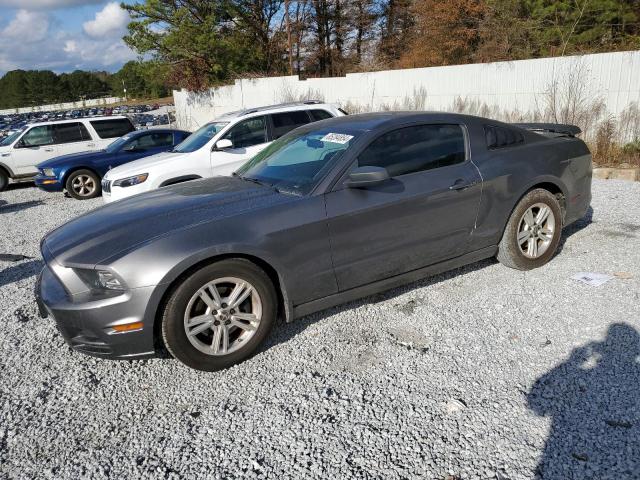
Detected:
[
  {"left": 161, "top": 259, "right": 277, "bottom": 371},
  {"left": 496, "top": 188, "right": 563, "bottom": 270},
  {"left": 0, "top": 169, "right": 8, "bottom": 192},
  {"left": 65, "top": 169, "right": 101, "bottom": 200}
]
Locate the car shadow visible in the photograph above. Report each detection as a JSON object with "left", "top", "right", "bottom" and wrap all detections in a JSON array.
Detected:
[
  {"left": 556, "top": 206, "right": 594, "bottom": 254},
  {"left": 527, "top": 323, "right": 640, "bottom": 478},
  {"left": 0, "top": 259, "right": 43, "bottom": 288},
  {"left": 259, "top": 257, "right": 497, "bottom": 354},
  {"left": 0, "top": 199, "right": 44, "bottom": 214},
  {"left": 4, "top": 181, "right": 35, "bottom": 191}
]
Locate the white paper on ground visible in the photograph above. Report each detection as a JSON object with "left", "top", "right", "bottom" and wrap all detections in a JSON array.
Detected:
[{"left": 571, "top": 272, "right": 615, "bottom": 287}]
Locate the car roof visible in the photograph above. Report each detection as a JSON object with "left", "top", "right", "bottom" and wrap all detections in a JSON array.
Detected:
[
  {"left": 214, "top": 101, "right": 334, "bottom": 121},
  {"left": 26, "top": 116, "right": 131, "bottom": 128},
  {"left": 127, "top": 128, "right": 188, "bottom": 137},
  {"left": 299, "top": 111, "right": 491, "bottom": 132}
]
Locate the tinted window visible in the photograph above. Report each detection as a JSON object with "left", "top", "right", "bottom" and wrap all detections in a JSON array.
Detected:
[
  {"left": 308, "top": 109, "right": 333, "bottom": 121},
  {"left": 358, "top": 124, "right": 466, "bottom": 177},
  {"left": 485, "top": 125, "right": 524, "bottom": 149},
  {"left": 19, "top": 125, "right": 54, "bottom": 147},
  {"left": 224, "top": 116, "right": 267, "bottom": 148},
  {"left": 270, "top": 111, "right": 311, "bottom": 139},
  {"left": 90, "top": 118, "right": 135, "bottom": 139},
  {"left": 53, "top": 122, "right": 91, "bottom": 144},
  {"left": 129, "top": 132, "right": 173, "bottom": 149}
]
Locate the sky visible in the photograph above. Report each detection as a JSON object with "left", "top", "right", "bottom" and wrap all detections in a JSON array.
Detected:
[{"left": 0, "top": 0, "right": 137, "bottom": 76}]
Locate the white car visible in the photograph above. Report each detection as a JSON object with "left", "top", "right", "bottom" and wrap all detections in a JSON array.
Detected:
[
  {"left": 101, "top": 101, "right": 346, "bottom": 203},
  {"left": 0, "top": 116, "right": 135, "bottom": 191}
]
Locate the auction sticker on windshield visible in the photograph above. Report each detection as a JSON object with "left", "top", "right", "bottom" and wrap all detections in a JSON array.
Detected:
[{"left": 321, "top": 133, "right": 354, "bottom": 144}]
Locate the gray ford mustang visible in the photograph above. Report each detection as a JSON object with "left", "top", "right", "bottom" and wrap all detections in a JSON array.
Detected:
[{"left": 36, "top": 112, "right": 592, "bottom": 371}]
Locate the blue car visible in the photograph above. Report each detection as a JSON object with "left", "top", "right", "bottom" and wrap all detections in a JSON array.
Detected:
[{"left": 35, "top": 128, "right": 190, "bottom": 200}]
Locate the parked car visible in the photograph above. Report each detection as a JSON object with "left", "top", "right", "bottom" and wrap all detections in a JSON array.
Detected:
[
  {"left": 101, "top": 101, "right": 345, "bottom": 203},
  {"left": 36, "top": 112, "right": 592, "bottom": 371},
  {"left": 0, "top": 116, "right": 135, "bottom": 191},
  {"left": 34, "top": 129, "right": 191, "bottom": 200}
]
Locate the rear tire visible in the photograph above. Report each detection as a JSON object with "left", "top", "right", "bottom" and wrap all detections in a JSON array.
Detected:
[
  {"left": 497, "top": 188, "right": 563, "bottom": 270},
  {"left": 0, "top": 170, "right": 8, "bottom": 192},
  {"left": 65, "top": 169, "right": 101, "bottom": 200},
  {"left": 161, "top": 259, "right": 277, "bottom": 371}
]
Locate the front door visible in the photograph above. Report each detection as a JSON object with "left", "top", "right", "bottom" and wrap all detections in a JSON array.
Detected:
[
  {"left": 212, "top": 116, "right": 271, "bottom": 175},
  {"left": 325, "top": 123, "right": 482, "bottom": 291},
  {"left": 11, "top": 125, "right": 58, "bottom": 175}
]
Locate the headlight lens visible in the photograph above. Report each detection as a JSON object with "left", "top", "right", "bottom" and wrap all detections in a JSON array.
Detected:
[
  {"left": 113, "top": 173, "right": 148, "bottom": 188},
  {"left": 76, "top": 269, "right": 126, "bottom": 290},
  {"left": 42, "top": 168, "right": 55, "bottom": 177}
]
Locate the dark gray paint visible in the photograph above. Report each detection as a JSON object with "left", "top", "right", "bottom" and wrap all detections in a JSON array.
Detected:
[{"left": 37, "top": 112, "right": 592, "bottom": 359}]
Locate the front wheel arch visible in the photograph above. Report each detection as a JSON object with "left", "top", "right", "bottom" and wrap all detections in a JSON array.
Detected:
[{"left": 152, "top": 253, "right": 289, "bottom": 354}]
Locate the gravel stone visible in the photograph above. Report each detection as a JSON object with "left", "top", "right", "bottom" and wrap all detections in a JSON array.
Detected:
[{"left": 0, "top": 180, "right": 639, "bottom": 479}]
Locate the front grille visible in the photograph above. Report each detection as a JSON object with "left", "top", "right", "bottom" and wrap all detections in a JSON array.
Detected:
[{"left": 101, "top": 178, "right": 111, "bottom": 193}]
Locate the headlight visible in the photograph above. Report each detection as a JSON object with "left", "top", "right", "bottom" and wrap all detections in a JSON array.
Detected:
[
  {"left": 42, "top": 168, "right": 55, "bottom": 177},
  {"left": 75, "top": 269, "right": 126, "bottom": 291},
  {"left": 113, "top": 173, "right": 148, "bottom": 188}
]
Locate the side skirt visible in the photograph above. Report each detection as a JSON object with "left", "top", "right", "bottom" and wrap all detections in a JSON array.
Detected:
[{"left": 292, "top": 246, "right": 498, "bottom": 319}]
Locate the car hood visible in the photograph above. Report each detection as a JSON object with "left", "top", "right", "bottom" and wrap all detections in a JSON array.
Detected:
[
  {"left": 104, "top": 151, "right": 185, "bottom": 179},
  {"left": 38, "top": 150, "right": 112, "bottom": 169},
  {"left": 42, "top": 176, "right": 295, "bottom": 266}
]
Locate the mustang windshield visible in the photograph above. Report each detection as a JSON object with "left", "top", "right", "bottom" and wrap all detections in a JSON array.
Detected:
[
  {"left": 237, "top": 127, "right": 360, "bottom": 195},
  {"left": 105, "top": 133, "right": 135, "bottom": 153},
  {"left": 172, "top": 122, "right": 228, "bottom": 153}
]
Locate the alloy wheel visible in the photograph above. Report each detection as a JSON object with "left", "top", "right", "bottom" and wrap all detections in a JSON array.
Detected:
[
  {"left": 517, "top": 202, "right": 556, "bottom": 259},
  {"left": 183, "top": 277, "right": 262, "bottom": 356},
  {"left": 71, "top": 175, "right": 96, "bottom": 197}
]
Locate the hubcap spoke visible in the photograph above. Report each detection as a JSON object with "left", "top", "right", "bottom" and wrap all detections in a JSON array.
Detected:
[
  {"left": 536, "top": 206, "right": 551, "bottom": 225},
  {"left": 228, "top": 282, "right": 252, "bottom": 308},
  {"left": 527, "top": 238, "right": 538, "bottom": 257},
  {"left": 539, "top": 228, "right": 554, "bottom": 241},
  {"left": 517, "top": 229, "right": 530, "bottom": 244},
  {"left": 231, "top": 312, "right": 259, "bottom": 331},
  {"left": 199, "top": 287, "right": 221, "bottom": 311},
  {"left": 187, "top": 319, "right": 213, "bottom": 337},
  {"left": 523, "top": 209, "right": 535, "bottom": 228}
]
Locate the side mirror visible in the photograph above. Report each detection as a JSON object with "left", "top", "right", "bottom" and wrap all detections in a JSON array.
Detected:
[
  {"left": 214, "top": 138, "right": 233, "bottom": 150},
  {"left": 346, "top": 166, "right": 390, "bottom": 188}
]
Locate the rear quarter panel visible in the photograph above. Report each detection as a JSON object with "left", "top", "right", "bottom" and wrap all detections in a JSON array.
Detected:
[{"left": 468, "top": 122, "right": 591, "bottom": 250}]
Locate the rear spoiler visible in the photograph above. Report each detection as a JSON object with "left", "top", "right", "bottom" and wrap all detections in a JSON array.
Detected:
[{"left": 513, "top": 123, "right": 581, "bottom": 136}]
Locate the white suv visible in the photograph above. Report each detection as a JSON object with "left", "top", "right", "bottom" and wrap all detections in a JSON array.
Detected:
[
  {"left": 102, "top": 102, "right": 345, "bottom": 202},
  {"left": 0, "top": 116, "right": 135, "bottom": 191}
]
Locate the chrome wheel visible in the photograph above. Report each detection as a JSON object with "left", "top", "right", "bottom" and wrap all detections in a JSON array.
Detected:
[
  {"left": 71, "top": 174, "right": 96, "bottom": 197},
  {"left": 517, "top": 202, "right": 556, "bottom": 259},
  {"left": 183, "top": 277, "right": 262, "bottom": 356}
]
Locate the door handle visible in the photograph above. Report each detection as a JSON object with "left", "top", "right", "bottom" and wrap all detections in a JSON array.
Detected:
[
  {"left": 449, "top": 180, "right": 477, "bottom": 191},
  {"left": 44, "top": 148, "right": 54, "bottom": 152},
  {"left": 86, "top": 143, "right": 95, "bottom": 148}
]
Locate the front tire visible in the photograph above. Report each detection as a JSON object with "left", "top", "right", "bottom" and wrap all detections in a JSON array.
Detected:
[
  {"left": 0, "top": 170, "right": 8, "bottom": 191},
  {"left": 66, "top": 169, "right": 101, "bottom": 200},
  {"left": 161, "top": 259, "right": 277, "bottom": 371},
  {"left": 497, "top": 188, "right": 563, "bottom": 270}
]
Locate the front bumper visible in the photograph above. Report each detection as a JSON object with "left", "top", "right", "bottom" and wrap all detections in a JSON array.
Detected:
[
  {"left": 36, "top": 265, "right": 157, "bottom": 359},
  {"left": 34, "top": 174, "right": 63, "bottom": 192}
]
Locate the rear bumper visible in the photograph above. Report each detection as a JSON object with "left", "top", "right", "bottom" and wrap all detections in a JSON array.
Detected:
[
  {"left": 36, "top": 265, "right": 157, "bottom": 359},
  {"left": 34, "top": 175, "right": 63, "bottom": 192}
]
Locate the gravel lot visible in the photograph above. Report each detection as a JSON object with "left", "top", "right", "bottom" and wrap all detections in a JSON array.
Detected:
[{"left": 1, "top": 180, "right": 639, "bottom": 480}]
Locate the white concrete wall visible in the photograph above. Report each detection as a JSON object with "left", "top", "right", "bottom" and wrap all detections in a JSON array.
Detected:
[
  {"left": 0, "top": 97, "right": 125, "bottom": 115},
  {"left": 173, "top": 50, "right": 640, "bottom": 141}
]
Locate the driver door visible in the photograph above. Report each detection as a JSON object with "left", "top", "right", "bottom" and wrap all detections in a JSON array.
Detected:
[
  {"left": 12, "top": 125, "right": 58, "bottom": 175},
  {"left": 325, "top": 123, "right": 482, "bottom": 291},
  {"left": 211, "top": 116, "right": 270, "bottom": 175}
]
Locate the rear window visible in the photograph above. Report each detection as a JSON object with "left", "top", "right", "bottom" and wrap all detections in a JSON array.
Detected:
[
  {"left": 90, "top": 118, "right": 135, "bottom": 139},
  {"left": 308, "top": 109, "right": 333, "bottom": 121},
  {"left": 53, "top": 122, "right": 91, "bottom": 143},
  {"left": 270, "top": 111, "right": 311, "bottom": 140},
  {"left": 485, "top": 125, "right": 524, "bottom": 149}
]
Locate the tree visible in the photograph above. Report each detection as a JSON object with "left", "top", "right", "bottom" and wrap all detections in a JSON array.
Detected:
[{"left": 397, "top": 0, "right": 487, "bottom": 68}]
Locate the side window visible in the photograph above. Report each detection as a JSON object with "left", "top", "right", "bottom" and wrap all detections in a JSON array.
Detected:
[
  {"left": 223, "top": 116, "right": 267, "bottom": 148},
  {"left": 485, "top": 125, "right": 524, "bottom": 149},
  {"left": 53, "top": 123, "right": 91, "bottom": 144},
  {"left": 270, "top": 111, "right": 311, "bottom": 139},
  {"left": 90, "top": 118, "right": 135, "bottom": 139},
  {"left": 358, "top": 124, "right": 466, "bottom": 177},
  {"left": 18, "top": 125, "right": 54, "bottom": 147},
  {"left": 129, "top": 132, "right": 173, "bottom": 149},
  {"left": 308, "top": 109, "right": 333, "bottom": 121}
]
